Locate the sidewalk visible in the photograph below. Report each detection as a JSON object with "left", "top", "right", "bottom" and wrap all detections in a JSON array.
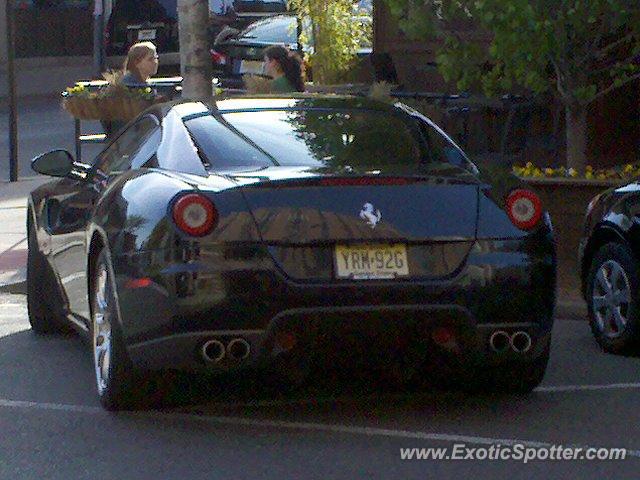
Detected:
[
  {"left": 0, "top": 176, "right": 48, "bottom": 289},
  {"left": 0, "top": 176, "right": 588, "bottom": 319}
]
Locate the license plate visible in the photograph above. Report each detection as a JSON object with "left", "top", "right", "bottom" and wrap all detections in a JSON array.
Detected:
[
  {"left": 335, "top": 244, "right": 409, "bottom": 280},
  {"left": 138, "top": 29, "right": 156, "bottom": 40},
  {"left": 239, "top": 60, "right": 264, "bottom": 75}
]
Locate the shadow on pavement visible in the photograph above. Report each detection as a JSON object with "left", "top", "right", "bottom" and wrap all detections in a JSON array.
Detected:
[{"left": 0, "top": 319, "right": 529, "bottom": 414}]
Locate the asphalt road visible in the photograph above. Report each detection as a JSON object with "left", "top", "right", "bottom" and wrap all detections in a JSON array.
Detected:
[{"left": 0, "top": 289, "right": 639, "bottom": 479}]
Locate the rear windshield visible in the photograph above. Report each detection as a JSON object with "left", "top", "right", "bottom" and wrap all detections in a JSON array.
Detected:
[
  {"left": 185, "top": 108, "right": 449, "bottom": 171},
  {"left": 238, "top": 16, "right": 297, "bottom": 43}
]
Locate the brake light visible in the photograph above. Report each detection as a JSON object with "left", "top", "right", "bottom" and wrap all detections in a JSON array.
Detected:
[
  {"left": 318, "top": 177, "right": 411, "bottom": 186},
  {"left": 172, "top": 194, "right": 217, "bottom": 236},
  {"left": 210, "top": 49, "right": 227, "bottom": 65},
  {"left": 506, "top": 189, "right": 542, "bottom": 230},
  {"left": 124, "top": 278, "right": 152, "bottom": 289}
]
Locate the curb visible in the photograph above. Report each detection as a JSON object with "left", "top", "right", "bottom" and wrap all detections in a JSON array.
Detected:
[{"left": 0, "top": 268, "right": 25, "bottom": 287}]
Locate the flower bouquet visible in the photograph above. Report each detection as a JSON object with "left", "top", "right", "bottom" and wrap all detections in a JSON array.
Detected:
[{"left": 62, "top": 71, "right": 156, "bottom": 121}]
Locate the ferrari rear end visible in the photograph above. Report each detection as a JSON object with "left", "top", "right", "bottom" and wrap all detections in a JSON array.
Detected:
[{"left": 116, "top": 98, "right": 555, "bottom": 392}]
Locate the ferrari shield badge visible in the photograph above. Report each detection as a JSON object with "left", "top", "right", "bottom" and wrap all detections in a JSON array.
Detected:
[{"left": 359, "top": 202, "right": 382, "bottom": 229}]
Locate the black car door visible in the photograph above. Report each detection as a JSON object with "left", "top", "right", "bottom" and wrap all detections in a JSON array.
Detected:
[{"left": 49, "top": 114, "right": 161, "bottom": 324}]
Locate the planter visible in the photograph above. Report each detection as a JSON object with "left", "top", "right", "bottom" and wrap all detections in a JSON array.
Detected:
[
  {"left": 521, "top": 177, "right": 624, "bottom": 303},
  {"left": 62, "top": 96, "right": 154, "bottom": 121}
]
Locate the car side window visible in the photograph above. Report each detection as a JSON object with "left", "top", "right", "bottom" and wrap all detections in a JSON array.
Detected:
[
  {"left": 95, "top": 116, "right": 160, "bottom": 175},
  {"left": 130, "top": 128, "right": 162, "bottom": 169}
]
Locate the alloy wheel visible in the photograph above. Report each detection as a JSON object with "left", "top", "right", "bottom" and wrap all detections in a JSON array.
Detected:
[
  {"left": 592, "top": 260, "right": 631, "bottom": 338},
  {"left": 93, "top": 264, "right": 112, "bottom": 394}
]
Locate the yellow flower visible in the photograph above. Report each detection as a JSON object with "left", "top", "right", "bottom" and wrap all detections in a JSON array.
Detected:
[
  {"left": 568, "top": 168, "right": 577, "bottom": 177},
  {"left": 585, "top": 171, "right": 593, "bottom": 179},
  {"left": 544, "top": 168, "right": 555, "bottom": 176}
]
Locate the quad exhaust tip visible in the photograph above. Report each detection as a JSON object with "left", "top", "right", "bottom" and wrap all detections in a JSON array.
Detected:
[
  {"left": 511, "top": 331, "right": 532, "bottom": 353},
  {"left": 227, "top": 338, "right": 251, "bottom": 361},
  {"left": 201, "top": 337, "right": 251, "bottom": 363},
  {"left": 488, "top": 330, "right": 532, "bottom": 353},
  {"left": 201, "top": 339, "right": 225, "bottom": 363},
  {"left": 489, "top": 330, "right": 511, "bottom": 353}
]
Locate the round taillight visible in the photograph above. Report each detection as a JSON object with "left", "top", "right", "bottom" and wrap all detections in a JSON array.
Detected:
[
  {"left": 172, "top": 194, "right": 217, "bottom": 236},
  {"left": 506, "top": 189, "right": 542, "bottom": 230}
]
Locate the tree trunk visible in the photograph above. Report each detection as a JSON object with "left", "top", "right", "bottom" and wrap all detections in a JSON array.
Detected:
[
  {"left": 565, "top": 104, "right": 588, "bottom": 172},
  {"left": 178, "top": 0, "right": 213, "bottom": 102},
  {"left": 308, "top": 0, "right": 328, "bottom": 84}
]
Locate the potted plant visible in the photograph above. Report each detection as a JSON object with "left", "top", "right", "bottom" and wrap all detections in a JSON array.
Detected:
[{"left": 62, "top": 71, "right": 157, "bottom": 122}]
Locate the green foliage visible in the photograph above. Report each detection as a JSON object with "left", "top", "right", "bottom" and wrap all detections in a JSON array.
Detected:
[
  {"left": 288, "top": 0, "right": 371, "bottom": 84},
  {"left": 284, "top": 108, "right": 421, "bottom": 169},
  {"left": 383, "top": 0, "right": 640, "bottom": 107}
]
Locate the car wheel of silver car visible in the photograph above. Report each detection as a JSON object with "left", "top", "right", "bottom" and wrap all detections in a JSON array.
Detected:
[
  {"left": 91, "top": 248, "right": 135, "bottom": 410},
  {"left": 587, "top": 242, "right": 640, "bottom": 354}
]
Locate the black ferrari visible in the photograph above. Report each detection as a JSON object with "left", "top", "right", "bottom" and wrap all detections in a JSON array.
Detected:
[
  {"left": 580, "top": 182, "right": 640, "bottom": 354},
  {"left": 28, "top": 95, "right": 556, "bottom": 410}
]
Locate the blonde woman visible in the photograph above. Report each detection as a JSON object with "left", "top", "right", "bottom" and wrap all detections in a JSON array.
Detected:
[
  {"left": 102, "top": 42, "right": 160, "bottom": 138},
  {"left": 122, "top": 41, "right": 159, "bottom": 86}
]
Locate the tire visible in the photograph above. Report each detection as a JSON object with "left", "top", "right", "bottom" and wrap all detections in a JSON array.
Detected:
[
  {"left": 26, "top": 212, "right": 68, "bottom": 334},
  {"left": 91, "top": 248, "right": 137, "bottom": 410},
  {"left": 586, "top": 242, "right": 640, "bottom": 354}
]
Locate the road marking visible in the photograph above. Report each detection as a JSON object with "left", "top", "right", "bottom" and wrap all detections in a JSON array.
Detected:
[
  {"left": 0, "top": 398, "right": 99, "bottom": 414},
  {"left": 0, "top": 396, "right": 638, "bottom": 457},
  {"left": 537, "top": 383, "right": 640, "bottom": 393}
]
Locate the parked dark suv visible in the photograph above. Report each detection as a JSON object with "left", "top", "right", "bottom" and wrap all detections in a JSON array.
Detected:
[{"left": 104, "top": 0, "right": 287, "bottom": 67}]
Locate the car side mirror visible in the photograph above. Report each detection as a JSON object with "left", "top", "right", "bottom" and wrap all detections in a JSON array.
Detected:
[{"left": 31, "top": 150, "right": 75, "bottom": 177}]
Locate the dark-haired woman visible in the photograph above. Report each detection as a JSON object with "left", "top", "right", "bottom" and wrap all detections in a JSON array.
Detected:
[{"left": 263, "top": 45, "right": 305, "bottom": 93}]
